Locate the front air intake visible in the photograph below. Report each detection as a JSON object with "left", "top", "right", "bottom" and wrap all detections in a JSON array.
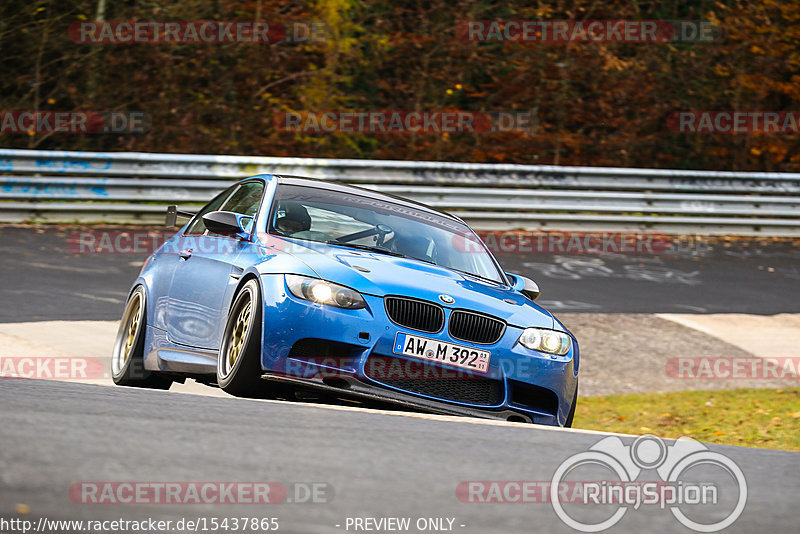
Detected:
[{"left": 365, "top": 355, "right": 504, "bottom": 406}]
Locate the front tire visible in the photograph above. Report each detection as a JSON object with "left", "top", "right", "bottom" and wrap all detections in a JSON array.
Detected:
[
  {"left": 217, "top": 279, "right": 264, "bottom": 397},
  {"left": 112, "top": 286, "right": 172, "bottom": 389}
]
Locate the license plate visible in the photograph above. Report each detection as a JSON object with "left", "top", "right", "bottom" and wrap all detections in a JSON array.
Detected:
[{"left": 392, "top": 332, "right": 490, "bottom": 374}]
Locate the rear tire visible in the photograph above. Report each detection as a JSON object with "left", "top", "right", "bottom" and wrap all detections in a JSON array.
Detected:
[
  {"left": 564, "top": 380, "right": 578, "bottom": 428},
  {"left": 112, "top": 286, "right": 172, "bottom": 389},
  {"left": 217, "top": 279, "right": 264, "bottom": 397}
]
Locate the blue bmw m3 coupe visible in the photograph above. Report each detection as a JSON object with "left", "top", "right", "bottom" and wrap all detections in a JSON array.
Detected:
[{"left": 112, "top": 175, "right": 579, "bottom": 426}]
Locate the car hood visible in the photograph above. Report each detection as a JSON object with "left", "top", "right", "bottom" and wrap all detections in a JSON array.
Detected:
[{"left": 264, "top": 238, "right": 555, "bottom": 329}]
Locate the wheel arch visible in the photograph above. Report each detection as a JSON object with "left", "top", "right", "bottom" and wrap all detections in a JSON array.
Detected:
[{"left": 230, "top": 271, "right": 262, "bottom": 309}]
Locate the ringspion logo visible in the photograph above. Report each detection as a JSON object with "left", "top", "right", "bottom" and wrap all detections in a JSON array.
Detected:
[
  {"left": 459, "top": 435, "right": 747, "bottom": 532},
  {"left": 549, "top": 435, "right": 746, "bottom": 532}
]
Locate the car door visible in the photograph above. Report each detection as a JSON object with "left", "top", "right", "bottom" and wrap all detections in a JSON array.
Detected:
[{"left": 166, "top": 181, "right": 265, "bottom": 349}]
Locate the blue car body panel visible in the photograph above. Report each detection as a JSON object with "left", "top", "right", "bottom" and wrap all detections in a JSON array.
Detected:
[{"left": 131, "top": 174, "right": 579, "bottom": 426}]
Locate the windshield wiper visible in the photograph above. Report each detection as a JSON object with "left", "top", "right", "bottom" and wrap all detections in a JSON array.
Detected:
[
  {"left": 325, "top": 241, "right": 406, "bottom": 258},
  {"left": 449, "top": 267, "right": 503, "bottom": 285}
]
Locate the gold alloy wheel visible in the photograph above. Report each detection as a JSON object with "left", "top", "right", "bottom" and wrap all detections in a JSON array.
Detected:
[
  {"left": 123, "top": 298, "right": 142, "bottom": 365},
  {"left": 217, "top": 280, "right": 263, "bottom": 394},
  {"left": 113, "top": 290, "right": 143, "bottom": 376},
  {"left": 226, "top": 298, "right": 252, "bottom": 374}
]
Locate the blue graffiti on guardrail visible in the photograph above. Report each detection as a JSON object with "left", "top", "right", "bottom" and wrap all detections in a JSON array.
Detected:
[
  {"left": 0, "top": 154, "right": 114, "bottom": 173},
  {"left": 34, "top": 156, "right": 113, "bottom": 173},
  {"left": 1, "top": 184, "right": 108, "bottom": 197}
]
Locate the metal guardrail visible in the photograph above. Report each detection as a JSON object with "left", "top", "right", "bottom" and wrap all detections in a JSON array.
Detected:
[{"left": 1, "top": 148, "right": 799, "bottom": 235}]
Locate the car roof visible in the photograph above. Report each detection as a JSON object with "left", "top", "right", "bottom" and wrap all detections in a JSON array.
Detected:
[{"left": 273, "top": 175, "right": 463, "bottom": 222}]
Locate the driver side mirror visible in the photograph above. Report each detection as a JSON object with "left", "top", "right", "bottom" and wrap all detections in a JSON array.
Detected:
[
  {"left": 202, "top": 211, "right": 253, "bottom": 237},
  {"left": 507, "top": 272, "right": 541, "bottom": 301}
]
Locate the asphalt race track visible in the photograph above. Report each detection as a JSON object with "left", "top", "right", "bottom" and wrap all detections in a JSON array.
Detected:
[
  {"left": 1, "top": 226, "right": 798, "bottom": 534},
  {"left": 1, "top": 226, "right": 799, "bottom": 322},
  {"left": 1, "top": 379, "right": 797, "bottom": 534}
]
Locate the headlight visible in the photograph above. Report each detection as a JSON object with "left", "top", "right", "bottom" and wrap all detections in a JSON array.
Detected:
[
  {"left": 518, "top": 328, "right": 571, "bottom": 355},
  {"left": 285, "top": 275, "right": 366, "bottom": 309}
]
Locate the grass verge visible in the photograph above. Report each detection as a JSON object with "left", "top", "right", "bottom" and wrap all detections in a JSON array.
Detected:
[{"left": 575, "top": 387, "right": 800, "bottom": 451}]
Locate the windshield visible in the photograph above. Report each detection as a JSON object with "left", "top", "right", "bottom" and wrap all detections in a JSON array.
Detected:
[{"left": 269, "top": 184, "right": 505, "bottom": 284}]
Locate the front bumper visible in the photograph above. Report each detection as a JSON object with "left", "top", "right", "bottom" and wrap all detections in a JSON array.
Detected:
[{"left": 259, "top": 274, "right": 578, "bottom": 426}]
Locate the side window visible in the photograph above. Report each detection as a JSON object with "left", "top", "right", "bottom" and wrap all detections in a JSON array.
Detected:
[
  {"left": 184, "top": 186, "right": 236, "bottom": 236},
  {"left": 219, "top": 181, "right": 265, "bottom": 217},
  {"left": 185, "top": 181, "right": 266, "bottom": 236}
]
